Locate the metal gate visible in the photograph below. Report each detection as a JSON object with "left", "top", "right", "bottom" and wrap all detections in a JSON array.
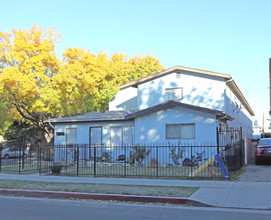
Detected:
[{"left": 216, "top": 127, "right": 244, "bottom": 171}]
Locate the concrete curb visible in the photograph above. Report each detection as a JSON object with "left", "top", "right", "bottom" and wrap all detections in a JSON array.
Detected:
[{"left": 0, "top": 189, "right": 211, "bottom": 207}]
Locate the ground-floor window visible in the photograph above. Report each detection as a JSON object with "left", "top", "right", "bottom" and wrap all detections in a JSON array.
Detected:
[
  {"left": 166, "top": 123, "right": 195, "bottom": 139},
  {"left": 89, "top": 127, "right": 102, "bottom": 146},
  {"left": 110, "top": 126, "right": 134, "bottom": 146},
  {"left": 66, "top": 128, "right": 77, "bottom": 145}
]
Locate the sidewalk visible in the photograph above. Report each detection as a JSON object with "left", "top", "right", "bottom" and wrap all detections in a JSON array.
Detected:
[{"left": 0, "top": 173, "right": 271, "bottom": 210}]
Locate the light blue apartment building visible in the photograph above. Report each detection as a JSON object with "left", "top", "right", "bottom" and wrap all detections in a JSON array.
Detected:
[{"left": 48, "top": 66, "right": 254, "bottom": 147}]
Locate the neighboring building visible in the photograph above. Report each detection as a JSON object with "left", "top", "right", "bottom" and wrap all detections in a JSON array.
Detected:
[
  {"left": 252, "top": 125, "right": 262, "bottom": 140},
  {"left": 48, "top": 66, "right": 254, "bottom": 147},
  {"left": 252, "top": 121, "right": 271, "bottom": 140}
]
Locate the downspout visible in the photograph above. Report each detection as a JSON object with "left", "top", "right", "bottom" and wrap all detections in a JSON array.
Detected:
[
  {"left": 48, "top": 121, "right": 55, "bottom": 130},
  {"left": 223, "top": 78, "right": 234, "bottom": 127}
]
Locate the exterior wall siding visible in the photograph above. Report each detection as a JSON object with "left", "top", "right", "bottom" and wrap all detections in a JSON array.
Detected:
[
  {"left": 109, "top": 87, "right": 138, "bottom": 111},
  {"left": 224, "top": 87, "right": 253, "bottom": 138},
  {"left": 54, "top": 121, "right": 134, "bottom": 146},
  {"left": 134, "top": 107, "right": 218, "bottom": 144},
  {"left": 55, "top": 68, "right": 253, "bottom": 147},
  {"left": 137, "top": 71, "right": 225, "bottom": 111},
  {"left": 108, "top": 70, "right": 252, "bottom": 139}
]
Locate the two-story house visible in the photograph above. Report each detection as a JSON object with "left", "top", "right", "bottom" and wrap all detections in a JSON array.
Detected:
[{"left": 48, "top": 66, "right": 254, "bottom": 147}]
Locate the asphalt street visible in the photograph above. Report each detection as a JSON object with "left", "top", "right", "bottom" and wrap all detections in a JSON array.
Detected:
[{"left": 1, "top": 196, "right": 271, "bottom": 220}]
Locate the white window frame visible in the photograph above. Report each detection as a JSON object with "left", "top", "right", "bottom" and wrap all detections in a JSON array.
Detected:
[
  {"left": 110, "top": 126, "right": 134, "bottom": 146},
  {"left": 166, "top": 123, "right": 195, "bottom": 139},
  {"left": 164, "top": 87, "right": 183, "bottom": 101}
]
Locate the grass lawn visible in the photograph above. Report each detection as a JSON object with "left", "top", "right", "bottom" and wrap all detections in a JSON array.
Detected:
[
  {"left": 0, "top": 179, "right": 198, "bottom": 198},
  {"left": 0, "top": 161, "right": 245, "bottom": 180},
  {"left": 58, "top": 164, "right": 226, "bottom": 179}
]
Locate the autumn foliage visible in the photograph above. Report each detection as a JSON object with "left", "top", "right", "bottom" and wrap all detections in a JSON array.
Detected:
[{"left": 0, "top": 24, "right": 164, "bottom": 142}]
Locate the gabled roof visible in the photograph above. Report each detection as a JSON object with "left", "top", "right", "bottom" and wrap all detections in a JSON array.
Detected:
[
  {"left": 46, "top": 111, "right": 131, "bottom": 123},
  {"left": 120, "top": 65, "right": 255, "bottom": 116},
  {"left": 120, "top": 65, "right": 231, "bottom": 89},
  {"left": 125, "top": 100, "right": 234, "bottom": 121}
]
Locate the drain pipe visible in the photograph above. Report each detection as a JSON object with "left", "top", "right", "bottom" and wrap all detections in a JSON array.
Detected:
[{"left": 48, "top": 121, "right": 55, "bottom": 130}]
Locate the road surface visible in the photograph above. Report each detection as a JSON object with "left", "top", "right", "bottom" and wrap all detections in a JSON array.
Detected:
[{"left": 0, "top": 196, "right": 270, "bottom": 220}]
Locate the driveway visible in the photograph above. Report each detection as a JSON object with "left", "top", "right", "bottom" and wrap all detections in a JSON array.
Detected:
[{"left": 239, "top": 162, "right": 271, "bottom": 182}]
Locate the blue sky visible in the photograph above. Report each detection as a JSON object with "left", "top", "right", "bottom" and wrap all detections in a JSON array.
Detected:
[{"left": 1, "top": 0, "right": 271, "bottom": 125}]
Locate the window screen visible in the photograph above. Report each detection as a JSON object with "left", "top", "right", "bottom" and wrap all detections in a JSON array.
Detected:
[{"left": 166, "top": 124, "right": 195, "bottom": 139}]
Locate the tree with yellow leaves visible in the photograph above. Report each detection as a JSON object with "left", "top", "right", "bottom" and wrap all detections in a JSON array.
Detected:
[
  {"left": 0, "top": 24, "right": 164, "bottom": 143},
  {"left": 0, "top": 24, "right": 61, "bottom": 142}
]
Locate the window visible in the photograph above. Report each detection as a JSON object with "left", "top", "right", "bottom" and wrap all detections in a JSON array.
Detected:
[
  {"left": 164, "top": 88, "right": 183, "bottom": 101},
  {"left": 89, "top": 127, "right": 102, "bottom": 145},
  {"left": 110, "top": 126, "right": 134, "bottom": 146},
  {"left": 66, "top": 128, "right": 77, "bottom": 145},
  {"left": 166, "top": 124, "right": 195, "bottom": 139}
]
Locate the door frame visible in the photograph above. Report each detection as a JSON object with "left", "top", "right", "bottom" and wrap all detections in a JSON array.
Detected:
[{"left": 89, "top": 126, "right": 103, "bottom": 158}]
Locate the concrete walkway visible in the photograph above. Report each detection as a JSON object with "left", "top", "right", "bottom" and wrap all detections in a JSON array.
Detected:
[{"left": 1, "top": 172, "right": 271, "bottom": 210}]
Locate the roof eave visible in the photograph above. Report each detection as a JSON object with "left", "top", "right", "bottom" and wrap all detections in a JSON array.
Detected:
[
  {"left": 226, "top": 80, "right": 255, "bottom": 116},
  {"left": 125, "top": 101, "right": 234, "bottom": 121},
  {"left": 120, "top": 65, "right": 231, "bottom": 89},
  {"left": 46, "top": 118, "right": 130, "bottom": 124}
]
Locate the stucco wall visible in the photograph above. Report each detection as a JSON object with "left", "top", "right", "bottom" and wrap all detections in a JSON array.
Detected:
[
  {"left": 109, "top": 71, "right": 253, "bottom": 138},
  {"left": 109, "top": 87, "right": 138, "bottom": 111},
  {"left": 137, "top": 71, "right": 225, "bottom": 111},
  {"left": 134, "top": 106, "right": 218, "bottom": 145},
  {"left": 54, "top": 121, "right": 134, "bottom": 146},
  {"left": 224, "top": 86, "right": 253, "bottom": 138}
]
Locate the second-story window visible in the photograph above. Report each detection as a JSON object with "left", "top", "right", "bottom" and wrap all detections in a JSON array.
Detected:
[{"left": 164, "top": 87, "right": 183, "bottom": 101}]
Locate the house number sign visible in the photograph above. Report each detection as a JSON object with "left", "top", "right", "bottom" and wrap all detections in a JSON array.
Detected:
[{"left": 56, "top": 132, "right": 65, "bottom": 136}]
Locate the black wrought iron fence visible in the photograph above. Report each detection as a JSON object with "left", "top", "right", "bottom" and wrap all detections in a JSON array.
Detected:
[
  {"left": 0, "top": 142, "right": 245, "bottom": 178},
  {"left": 0, "top": 144, "right": 40, "bottom": 174},
  {"left": 217, "top": 127, "right": 245, "bottom": 171}
]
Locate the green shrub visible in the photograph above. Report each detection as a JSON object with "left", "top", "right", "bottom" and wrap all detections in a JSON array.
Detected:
[
  {"left": 51, "top": 163, "right": 62, "bottom": 174},
  {"left": 102, "top": 151, "right": 112, "bottom": 162},
  {"left": 170, "top": 147, "right": 184, "bottom": 165},
  {"left": 129, "top": 146, "right": 151, "bottom": 166}
]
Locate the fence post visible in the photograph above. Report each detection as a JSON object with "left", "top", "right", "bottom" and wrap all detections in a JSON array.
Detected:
[
  {"left": 156, "top": 145, "right": 158, "bottom": 178},
  {"left": 216, "top": 127, "right": 220, "bottom": 154},
  {"left": 124, "top": 145, "right": 126, "bottom": 177},
  {"left": 77, "top": 146, "right": 79, "bottom": 176},
  {"left": 22, "top": 136, "right": 25, "bottom": 170},
  {"left": 190, "top": 145, "right": 193, "bottom": 177},
  {"left": 66, "top": 145, "right": 68, "bottom": 172},
  {"left": 19, "top": 145, "right": 21, "bottom": 174},
  {"left": 240, "top": 127, "right": 244, "bottom": 167},
  {"left": 94, "top": 146, "right": 96, "bottom": 176},
  {"left": 38, "top": 145, "right": 41, "bottom": 175}
]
